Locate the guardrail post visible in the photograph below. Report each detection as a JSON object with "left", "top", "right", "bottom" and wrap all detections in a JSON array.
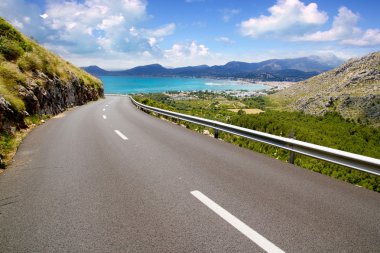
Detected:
[
  {"left": 289, "top": 149, "right": 295, "bottom": 164},
  {"left": 214, "top": 129, "right": 219, "bottom": 139},
  {"left": 288, "top": 133, "right": 296, "bottom": 164}
]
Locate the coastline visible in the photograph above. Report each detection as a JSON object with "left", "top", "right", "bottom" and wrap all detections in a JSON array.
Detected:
[{"left": 100, "top": 75, "right": 280, "bottom": 94}]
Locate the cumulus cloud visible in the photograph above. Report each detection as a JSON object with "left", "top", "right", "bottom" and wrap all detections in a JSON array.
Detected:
[
  {"left": 296, "top": 7, "right": 359, "bottom": 41},
  {"left": 342, "top": 29, "right": 380, "bottom": 46},
  {"left": 0, "top": 0, "right": 179, "bottom": 60},
  {"left": 296, "top": 7, "right": 380, "bottom": 46},
  {"left": 39, "top": 0, "right": 149, "bottom": 53},
  {"left": 240, "top": 0, "right": 327, "bottom": 38},
  {"left": 165, "top": 41, "right": 209, "bottom": 59}
]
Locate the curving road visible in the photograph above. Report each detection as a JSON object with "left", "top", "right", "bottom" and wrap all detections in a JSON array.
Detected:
[{"left": 0, "top": 95, "right": 379, "bottom": 252}]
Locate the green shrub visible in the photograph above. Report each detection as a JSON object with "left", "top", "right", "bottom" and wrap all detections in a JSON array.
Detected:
[{"left": 0, "top": 37, "right": 24, "bottom": 61}]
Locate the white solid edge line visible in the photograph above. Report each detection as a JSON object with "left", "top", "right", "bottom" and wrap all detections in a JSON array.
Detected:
[
  {"left": 191, "top": 190, "right": 285, "bottom": 253},
  {"left": 114, "top": 130, "right": 128, "bottom": 140},
  {"left": 103, "top": 115, "right": 107, "bottom": 119}
]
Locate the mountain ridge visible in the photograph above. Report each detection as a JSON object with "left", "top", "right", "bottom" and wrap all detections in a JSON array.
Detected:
[{"left": 82, "top": 56, "right": 342, "bottom": 82}]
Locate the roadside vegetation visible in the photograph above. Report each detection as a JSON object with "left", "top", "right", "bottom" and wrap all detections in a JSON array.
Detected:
[
  {"left": 133, "top": 91, "right": 380, "bottom": 192},
  {"left": 0, "top": 114, "right": 49, "bottom": 170}
]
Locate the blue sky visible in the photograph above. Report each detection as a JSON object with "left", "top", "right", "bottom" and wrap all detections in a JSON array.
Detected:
[{"left": 1, "top": 0, "right": 380, "bottom": 69}]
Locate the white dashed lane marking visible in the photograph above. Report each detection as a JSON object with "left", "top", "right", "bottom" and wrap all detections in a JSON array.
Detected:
[
  {"left": 191, "top": 190, "right": 285, "bottom": 253},
  {"left": 114, "top": 130, "right": 128, "bottom": 140}
]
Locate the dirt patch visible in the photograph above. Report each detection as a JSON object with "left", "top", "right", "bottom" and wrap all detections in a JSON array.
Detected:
[{"left": 228, "top": 108, "right": 264, "bottom": 114}]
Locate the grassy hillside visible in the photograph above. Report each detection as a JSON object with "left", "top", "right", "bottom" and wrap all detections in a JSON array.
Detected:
[
  {"left": 270, "top": 52, "right": 380, "bottom": 127},
  {"left": 0, "top": 17, "right": 102, "bottom": 113},
  {"left": 0, "top": 17, "right": 103, "bottom": 168}
]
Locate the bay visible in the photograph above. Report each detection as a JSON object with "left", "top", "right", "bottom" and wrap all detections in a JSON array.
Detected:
[{"left": 100, "top": 76, "right": 269, "bottom": 94}]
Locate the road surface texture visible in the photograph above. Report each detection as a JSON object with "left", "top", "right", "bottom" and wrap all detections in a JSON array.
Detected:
[{"left": 0, "top": 95, "right": 379, "bottom": 252}]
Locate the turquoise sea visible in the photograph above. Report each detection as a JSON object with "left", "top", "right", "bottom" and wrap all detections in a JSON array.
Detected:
[{"left": 100, "top": 76, "right": 269, "bottom": 94}]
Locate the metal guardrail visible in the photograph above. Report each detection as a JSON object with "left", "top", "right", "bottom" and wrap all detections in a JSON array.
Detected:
[{"left": 130, "top": 96, "right": 380, "bottom": 176}]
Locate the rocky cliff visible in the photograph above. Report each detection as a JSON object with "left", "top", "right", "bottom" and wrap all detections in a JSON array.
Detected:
[
  {"left": 270, "top": 52, "right": 380, "bottom": 126},
  {"left": 0, "top": 17, "right": 104, "bottom": 133}
]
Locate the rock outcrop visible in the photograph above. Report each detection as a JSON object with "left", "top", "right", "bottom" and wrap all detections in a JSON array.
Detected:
[
  {"left": 0, "top": 71, "right": 104, "bottom": 132},
  {"left": 18, "top": 72, "right": 103, "bottom": 116}
]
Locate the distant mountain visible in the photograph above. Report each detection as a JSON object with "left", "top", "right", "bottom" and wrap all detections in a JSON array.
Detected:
[
  {"left": 118, "top": 64, "right": 169, "bottom": 76},
  {"left": 82, "top": 56, "right": 342, "bottom": 82},
  {"left": 82, "top": 65, "right": 109, "bottom": 76},
  {"left": 255, "top": 57, "right": 333, "bottom": 72},
  {"left": 271, "top": 51, "right": 380, "bottom": 126}
]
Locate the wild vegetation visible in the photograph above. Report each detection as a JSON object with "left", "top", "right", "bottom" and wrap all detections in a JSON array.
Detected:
[
  {"left": 0, "top": 17, "right": 103, "bottom": 168},
  {"left": 133, "top": 92, "right": 380, "bottom": 192}
]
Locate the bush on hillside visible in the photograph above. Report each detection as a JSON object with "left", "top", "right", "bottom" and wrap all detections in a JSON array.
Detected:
[{"left": 0, "top": 37, "right": 24, "bottom": 61}]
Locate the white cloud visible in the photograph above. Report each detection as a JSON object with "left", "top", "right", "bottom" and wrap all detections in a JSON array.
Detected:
[
  {"left": 0, "top": 0, "right": 178, "bottom": 58},
  {"left": 97, "top": 15, "right": 125, "bottom": 30},
  {"left": 141, "top": 51, "right": 152, "bottom": 57},
  {"left": 140, "top": 23, "right": 176, "bottom": 37},
  {"left": 23, "top": 16, "right": 31, "bottom": 23},
  {"left": 148, "top": 37, "right": 157, "bottom": 47},
  {"left": 215, "top": 36, "right": 234, "bottom": 44},
  {"left": 240, "top": 0, "right": 327, "bottom": 38},
  {"left": 221, "top": 8, "right": 240, "bottom": 23},
  {"left": 165, "top": 41, "right": 209, "bottom": 59},
  {"left": 129, "top": 26, "right": 138, "bottom": 36},
  {"left": 40, "top": 13, "right": 48, "bottom": 19},
  {"left": 342, "top": 29, "right": 380, "bottom": 46},
  {"left": 296, "top": 7, "right": 359, "bottom": 41},
  {"left": 296, "top": 7, "right": 380, "bottom": 46}
]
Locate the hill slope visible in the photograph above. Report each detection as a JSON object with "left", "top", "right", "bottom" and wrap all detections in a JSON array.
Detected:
[
  {"left": 0, "top": 17, "right": 104, "bottom": 167},
  {"left": 0, "top": 17, "right": 104, "bottom": 132},
  {"left": 271, "top": 52, "right": 380, "bottom": 126}
]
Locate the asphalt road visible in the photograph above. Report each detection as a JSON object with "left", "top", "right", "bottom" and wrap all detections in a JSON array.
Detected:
[{"left": 0, "top": 95, "right": 379, "bottom": 252}]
